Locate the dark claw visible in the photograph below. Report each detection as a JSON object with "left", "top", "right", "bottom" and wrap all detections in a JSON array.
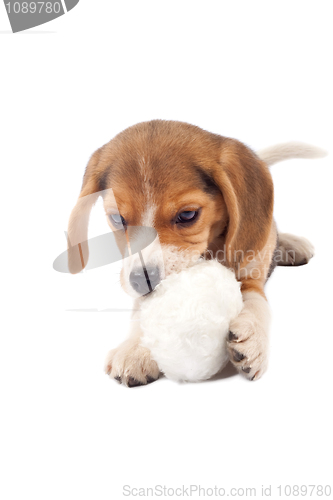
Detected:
[
  {"left": 228, "top": 331, "right": 238, "bottom": 341},
  {"left": 242, "top": 366, "right": 251, "bottom": 374},
  {"left": 127, "top": 377, "right": 144, "bottom": 388},
  {"left": 114, "top": 375, "right": 122, "bottom": 383},
  {"left": 146, "top": 375, "right": 158, "bottom": 384},
  {"left": 251, "top": 374, "right": 257, "bottom": 381},
  {"left": 233, "top": 350, "right": 245, "bottom": 362}
]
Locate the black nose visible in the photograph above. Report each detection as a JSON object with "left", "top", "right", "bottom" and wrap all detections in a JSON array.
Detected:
[{"left": 129, "top": 266, "right": 161, "bottom": 295}]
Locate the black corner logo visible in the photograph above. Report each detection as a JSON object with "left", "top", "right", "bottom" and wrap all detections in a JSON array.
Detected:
[{"left": 3, "top": 0, "right": 80, "bottom": 33}]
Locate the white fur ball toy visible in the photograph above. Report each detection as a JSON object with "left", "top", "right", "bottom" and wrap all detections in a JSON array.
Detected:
[{"left": 140, "top": 260, "right": 243, "bottom": 382}]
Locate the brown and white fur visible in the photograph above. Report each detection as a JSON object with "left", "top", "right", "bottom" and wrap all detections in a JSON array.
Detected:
[{"left": 67, "top": 121, "right": 326, "bottom": 386}]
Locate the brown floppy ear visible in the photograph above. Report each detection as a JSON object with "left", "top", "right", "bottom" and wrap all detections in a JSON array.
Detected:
[
  {"left": 213, "top": 139, "right": 274, "bottom": 266},
  {"left": 67, "top": 147, "right": 105, "bottom": 274}
]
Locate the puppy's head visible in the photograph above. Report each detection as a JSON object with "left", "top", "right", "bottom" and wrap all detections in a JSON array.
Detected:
[{"left": 68, "top": 120, "right": 273, "bottom": 297}]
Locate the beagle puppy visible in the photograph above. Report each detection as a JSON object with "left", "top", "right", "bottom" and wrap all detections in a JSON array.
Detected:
[{"left": 68, "top": 120, "right": 325, "bottom": 386}]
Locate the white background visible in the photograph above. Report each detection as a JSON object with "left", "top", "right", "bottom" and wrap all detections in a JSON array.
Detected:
[{"left": 0, "top": 2, "right": 332, "bottom": 499}]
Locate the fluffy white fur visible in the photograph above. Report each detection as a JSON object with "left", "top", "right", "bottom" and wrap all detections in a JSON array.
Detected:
[{"left": 140, "top": 260, "right": 243, "bottom": 382}]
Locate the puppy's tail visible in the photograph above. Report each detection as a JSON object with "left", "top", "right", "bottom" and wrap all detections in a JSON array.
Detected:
[{"left": 257, "top": 141, "right": 327, "bottom": 167}]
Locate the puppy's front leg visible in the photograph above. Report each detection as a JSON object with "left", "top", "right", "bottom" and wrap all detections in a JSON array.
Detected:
[
  {"left": 227, "top": 283, "right": 271, "bottom": 381},
  {"left": 104, "top": 301, "right": 160, "bottom": 387}
]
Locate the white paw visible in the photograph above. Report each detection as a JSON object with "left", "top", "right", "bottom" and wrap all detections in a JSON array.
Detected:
[
  {"left": 227, "top": 310, "right": 269, "bottom": 380},
  {"left": 104, "top": 339, "right": 160, "bottom": 387},
  {"left": 277, "top": 233, "right": 315, "bottom": 266}
]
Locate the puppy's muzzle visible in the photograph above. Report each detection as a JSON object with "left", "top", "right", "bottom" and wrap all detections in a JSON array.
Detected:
[{"left": 129, "top": 266, "right": 161, "bottom": 295}]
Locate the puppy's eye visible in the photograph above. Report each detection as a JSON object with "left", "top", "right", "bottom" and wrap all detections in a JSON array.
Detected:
[
  {"left": 109, "top": 213, "right": 126, "bottom": 227},
  {"left": 177, "top": 210, "right": 198, "bottom": 223}
]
